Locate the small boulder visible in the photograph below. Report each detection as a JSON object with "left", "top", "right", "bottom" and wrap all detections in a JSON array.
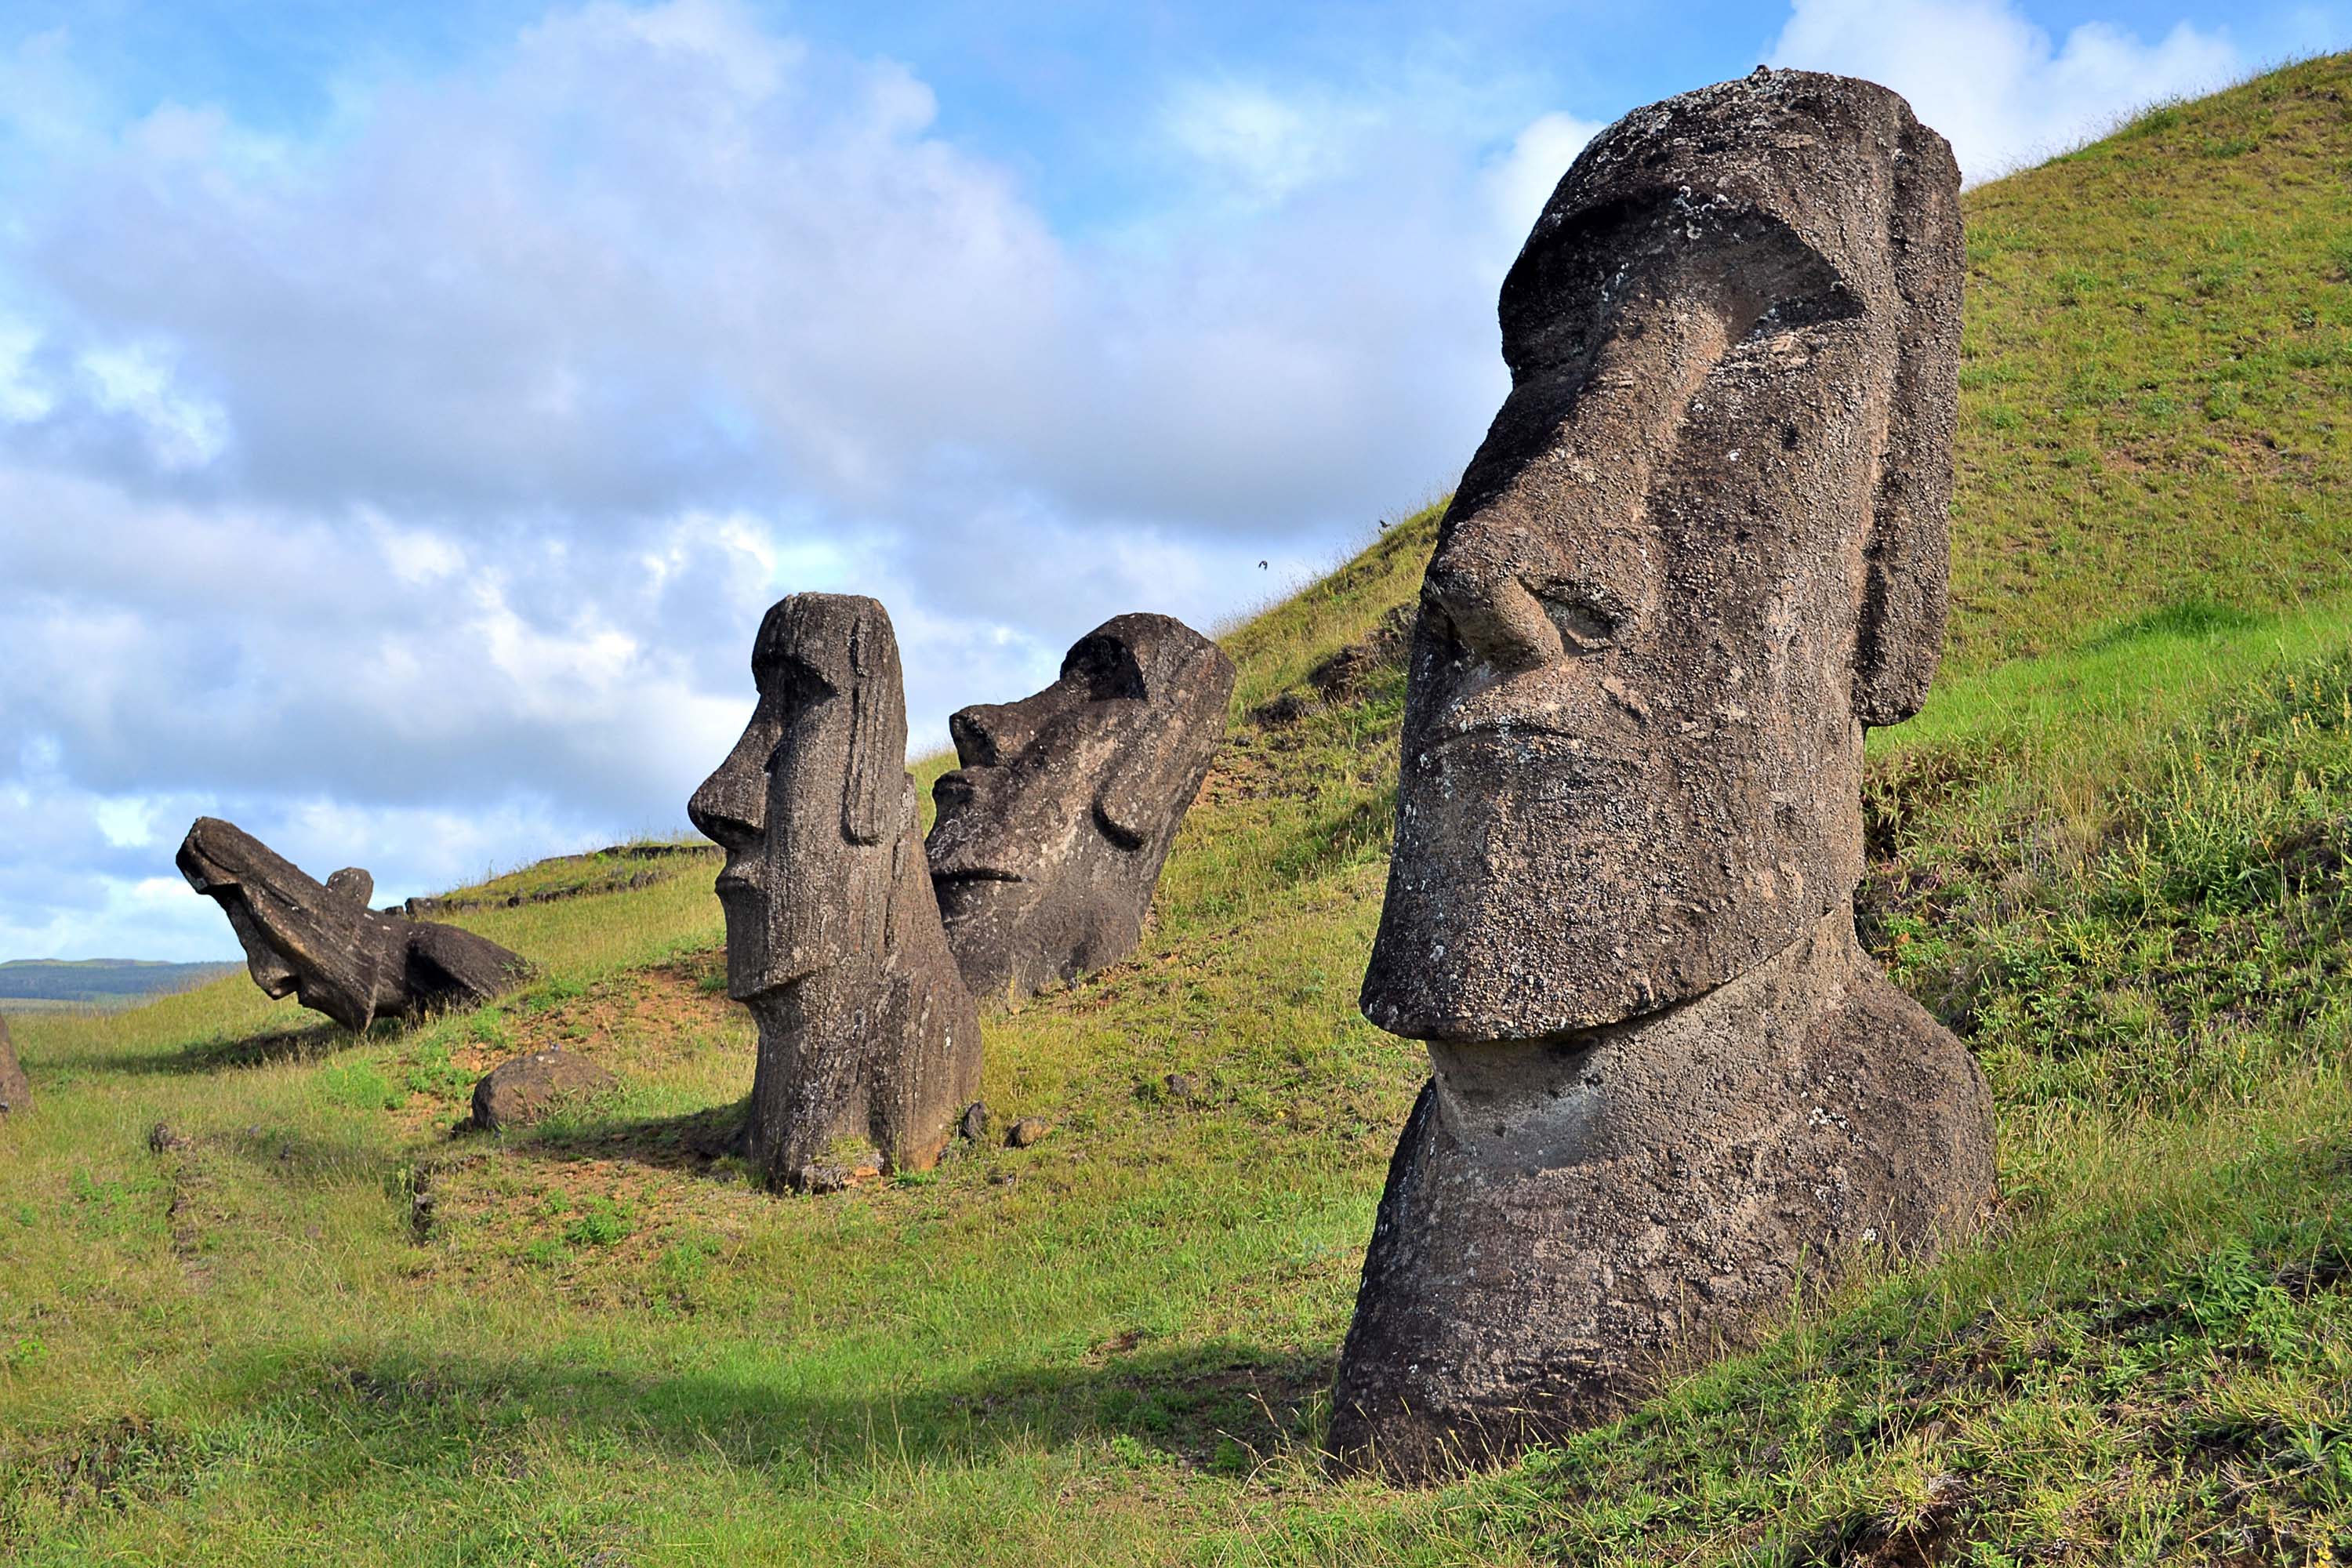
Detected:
[
  {"left": 0, "top": 1015, "right": 26, "bottom": 1117},
  {"left": 959, "top": 1101, "right": 989, "bottom": 1142},
  {"left": 1006, "top": 1116, "right": 1050, "bottom": 1149},
  {"left": 795, "top": 1163, "right": 851, "bottom": 1195},
  {"left": 1163, "top": 1073, "right": 1201, "bottom": 1104},
  {"left": 470, "top": 1050, "right": 616, "bottom": 1131}
]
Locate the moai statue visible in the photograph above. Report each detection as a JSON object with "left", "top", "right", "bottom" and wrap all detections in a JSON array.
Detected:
[
  {"left": 0, "top": 1014, "right": 27, "bottom": 1116},
  {"left": 689, "top": 593, "right": 982, "bottom": 1192},
  {"left": 927, "top": 613, "right": 1236, "bottom": 1001},
  {"left": 1327, "top": 70, "right": 1997, "bottom": 1481},
  {"left": 177, "top": 818, "right": 527, "bottom": 1033}
]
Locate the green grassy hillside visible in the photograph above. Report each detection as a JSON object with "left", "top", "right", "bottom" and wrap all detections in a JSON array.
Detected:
[{"left": 5, "top": 56, "right": 2352, "bottom": 1566}]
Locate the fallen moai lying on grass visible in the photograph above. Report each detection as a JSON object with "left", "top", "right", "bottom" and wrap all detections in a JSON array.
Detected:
[
  {"left": 689, "top": 593, "right": 982, "bottom": 1192},
  {"left": 1327, "top": 67, "right": 1998, "bottom": 1483},
  {"left": 927, "top": 612, "right": 1234, "bottom": 1001},
  {"left": 176, "top": 817, "right": 530, "bottom": 1034}
]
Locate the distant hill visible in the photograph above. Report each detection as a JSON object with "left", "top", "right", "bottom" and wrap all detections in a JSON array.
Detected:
[{"left": 0, "top": 957, "right": 241, "bottom": 1012}]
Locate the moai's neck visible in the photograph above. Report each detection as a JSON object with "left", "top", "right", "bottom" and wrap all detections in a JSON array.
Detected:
[{"left": 1423, "top": 902, "right": 1864, "bottom": 1174}]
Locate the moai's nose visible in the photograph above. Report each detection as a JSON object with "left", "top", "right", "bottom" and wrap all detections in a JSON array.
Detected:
[
  {"left": 688, "top": 725, "right": 772, "bottom": 851},
  {"left": 949, "top": 702, "right": 1039, "bottom": 768},
  {"left": 1421, "top": 521, "right": 1568, "bottom": 677}
]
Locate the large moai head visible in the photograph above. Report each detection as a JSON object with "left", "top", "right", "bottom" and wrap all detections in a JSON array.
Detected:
[
  {"left": 927, "top": 613, "right": 1235, "bottom": 1000},
  {"left": 1363, "top": 68, "right": 1963, "bottom": 1043},
  {"left": 688, "top": 593, "right": 913, "bottom": 1005}
]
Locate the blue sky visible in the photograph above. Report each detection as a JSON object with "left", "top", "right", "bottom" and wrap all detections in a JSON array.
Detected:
[{"left": 0, "top": 0, "right": 2339, "bottom": 962}]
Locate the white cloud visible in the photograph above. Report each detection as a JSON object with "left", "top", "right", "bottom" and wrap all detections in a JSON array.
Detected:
[
  {"left": 76, "top": 343, "right": 231, "bottom": 470},
  {"left": 1768, "top": 0, "right": 2242, "bottom": 179},
  {"left": 1481, "top": 111, "right": 1604, "bottom": 252},
  {"left": 0, "top": 0, "right": 1621, "bottom": 958}
]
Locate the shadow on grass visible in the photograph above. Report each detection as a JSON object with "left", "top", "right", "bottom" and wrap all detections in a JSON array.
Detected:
[
  {"left": 292, "top": 1335, "right": 1337, "bottom": 1480},
  {"left": 495, "top": 1099, "right": 750, "bottom": 1174},
  {"left": 49, "top": 1018, "right": 368, "bottom": 1078}
]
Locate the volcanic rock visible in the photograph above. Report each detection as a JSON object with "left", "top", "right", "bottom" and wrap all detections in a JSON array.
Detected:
[
  {"left": 0, "top": 1015, "right": 27, "bottom": 1116},
  {"left": 470, "top": 1050, "right": 619, "bottom": 1131},
  {"left": 689, "top": 593, "right": 983, "bottom": 1192},
  {"left": 1328, "top": 68, "right": 1995, "bottom": 1482},
  {"left": 176, "top": 818, "right": 528, "bottom": 1033},
  {"left": 928, "top": 614, "right": 1235, "bottom": 1003}
]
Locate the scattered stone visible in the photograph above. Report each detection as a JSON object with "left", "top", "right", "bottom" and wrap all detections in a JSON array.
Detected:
[
  {"left": 796, "top": 1163, "right": 851, "bottom": 1196},
  {"left": 176, "top": 818, "right": 530, "bottom": 1033},
  {"left": 688, "top": 594, "right": 983, "bottom": 1192},
  {"left": 470, "top": 1050, "right": 619, "bottom": 1131},
  {"left": 1329, "top": 68, "right": 1995, "bottom": 1483},
  {"left": 929, "top": 614, "right": 1236, "bottom": 1002},
  {"left": 147, "top": 1123, "right": 188, "bottom": 1154},
  {"left": 1163, "top": 1073, "right": 1201, "bottom": 1103},
  {"left": 1005, "top": 1117, "right": 1050, "bottom": 1149},
  {"left": 0, "top": 1015, "right": 25, "bottom": 1117},
  {"left": 959, "top": 1101, "right": 990, "bottom": 1142}
]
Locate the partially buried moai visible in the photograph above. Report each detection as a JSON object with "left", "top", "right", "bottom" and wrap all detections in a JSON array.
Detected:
[
  {"left": 1327, "top": 69, "right": 1997, "bottom": 1481},
  {"left": 177, "top": 818, "right": 528, "bottom": 1033},
  {"left": 689, "top": 593, "right": 982, "bottom": 1192},
  {"left": 927, "top": 613, "right": 1235, "bottom": 1001},
  {"left": 0, "top": 1014, "right": 27, "bottom": 1117}
]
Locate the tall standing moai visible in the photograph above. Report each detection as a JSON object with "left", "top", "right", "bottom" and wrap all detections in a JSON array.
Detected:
[
  {"left": 690, "top": 593, "right": 982, "bottom": 1192},
  {"left": 927, "top": 613, "right": 1235, "bottom": 1002},
  {"left": 1327, "top": 69, "right": 1997, "bottom": 1481}
]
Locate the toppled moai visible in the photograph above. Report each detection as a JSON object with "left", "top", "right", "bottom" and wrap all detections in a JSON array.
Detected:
[
  {"left": 1327, "top": 69, "right": 1997, "bottom": 1482},
  {"left": 0, "top": 1014, "right": 27, "bottom": 1116},
  {"left": 689, "top": 593, "right": 982, "bottom": 1192},
  {"left": 927, "top": 613, "right": 1235, "bottom": 1000},
  {"left": 177, "top": 818, "right": 528, "bottom": 1033}
]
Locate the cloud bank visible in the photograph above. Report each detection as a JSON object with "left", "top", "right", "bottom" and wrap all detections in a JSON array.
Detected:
[{"left": 0, "top": 0, "right": 1586, "bottom": 957}]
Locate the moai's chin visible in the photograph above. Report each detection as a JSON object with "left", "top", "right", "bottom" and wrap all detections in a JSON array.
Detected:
[{"left": 1327, "top": 908, "right": 1995, "bottom": 1483}]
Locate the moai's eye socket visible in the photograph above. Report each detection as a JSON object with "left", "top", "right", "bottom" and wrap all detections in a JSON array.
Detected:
[{"left": 771, "top": 655, "right": 838, "bottom": 710}]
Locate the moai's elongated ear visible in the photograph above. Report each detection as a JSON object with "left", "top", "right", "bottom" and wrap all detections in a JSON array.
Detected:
[
  {"left": 1853, "top": 116, "right": 1964, "bottom": 728},
  {"left": 841, "top": 606, "right": 902, "bottom": 846}
]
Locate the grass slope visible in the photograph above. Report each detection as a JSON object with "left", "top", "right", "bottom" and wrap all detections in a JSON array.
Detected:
[{"left": 6, "top": 56, "right": 2352, "bottom": 1566}]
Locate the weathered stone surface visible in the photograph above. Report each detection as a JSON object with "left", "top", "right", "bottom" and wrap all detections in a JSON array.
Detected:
[
  {"left": 470, "top": 1050, "right": 619, "bottom": 1131},
  {"left": 1005, "top": 1116, "right": 1049, "bottom": 1149},
  {"left": 928, "top": 614, "right": 1235, "bottom": 1001},
  {"left": 0, "top": 1015, "right": 27, "bottom": 1116},
  {"left": 689, "top": 593, "right": 983, "bottom": 1192},
  {"left": 959, "top": 1101, "right": 990, "bottom": 1142},
  {"left": 1330, "top": 70, "right": 1994, "bottom": 1482},
  {"left": 176, "top": 818, "right": 529, "bottom": 1034}
]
